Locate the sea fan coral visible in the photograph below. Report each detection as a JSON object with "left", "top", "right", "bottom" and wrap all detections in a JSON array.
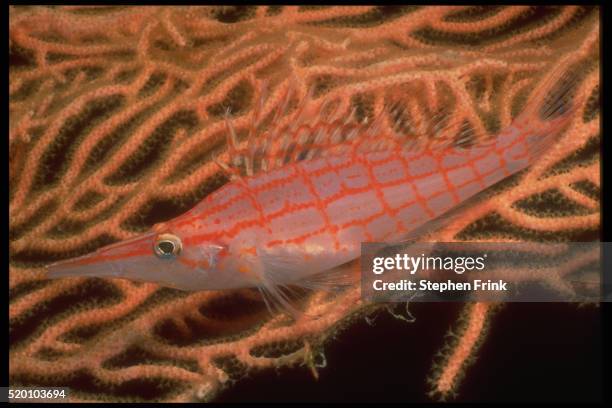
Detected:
[{"left": 9, "top": 6, "right": 600, "bottom": 402}]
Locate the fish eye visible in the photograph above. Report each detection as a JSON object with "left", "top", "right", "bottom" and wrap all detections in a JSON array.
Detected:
[{"left": 154, "top": 234, "right": 182, "bottom": 259}]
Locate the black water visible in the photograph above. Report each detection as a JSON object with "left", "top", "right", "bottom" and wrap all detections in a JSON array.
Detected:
[{"left": 217, "top": 302, "right": 604, "bottom": 403}]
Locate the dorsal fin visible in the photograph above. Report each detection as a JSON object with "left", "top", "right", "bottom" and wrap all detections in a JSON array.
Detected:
[{"left": 217, "top": 77, "right": 493, "bottom": 178}]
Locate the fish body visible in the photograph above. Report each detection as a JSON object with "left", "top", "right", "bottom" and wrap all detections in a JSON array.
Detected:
[
  {"left": 46, "top": 63, "right": 579, "bottom": 312},
  {"left": 179, "top": 127, "right": 528, "bottom": 287}
]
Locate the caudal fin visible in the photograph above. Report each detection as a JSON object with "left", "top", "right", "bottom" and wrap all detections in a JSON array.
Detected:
[{"left": 515, "top": 60, "right": 586, "bottom": 161}]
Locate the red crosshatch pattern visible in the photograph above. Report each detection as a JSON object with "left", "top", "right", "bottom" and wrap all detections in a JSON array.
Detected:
[
  {"left": 176, "top": 126, "right": 532, "bottom": 252},
  {"left": 66, "top": 109, "right": 544, "bottom": 272}
]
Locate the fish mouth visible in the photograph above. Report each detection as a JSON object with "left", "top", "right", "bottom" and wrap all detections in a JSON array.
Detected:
[
  {"left": 45, "top": 232, "right": 156, "bottom": 279},
  {"left": 45, "top": 254, "right": 120, "bottom": 279}
]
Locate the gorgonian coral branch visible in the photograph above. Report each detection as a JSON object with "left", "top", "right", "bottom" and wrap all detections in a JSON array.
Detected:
[{"left": 9, "top": 6, "right": 599, "bottom": 402}]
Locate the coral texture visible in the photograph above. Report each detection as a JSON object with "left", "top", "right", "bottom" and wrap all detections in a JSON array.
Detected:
[{"left": 9, "top": 6, "right": 600, "bottom": 402}]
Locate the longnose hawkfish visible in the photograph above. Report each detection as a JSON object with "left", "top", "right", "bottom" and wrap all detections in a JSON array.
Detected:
[{"left": 46, "top": 63, "right": 582, "bottom": 316}]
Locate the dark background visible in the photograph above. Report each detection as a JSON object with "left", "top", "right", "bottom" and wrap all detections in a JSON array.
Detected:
[{"left": 217, "top": 302, "right": 603, "bottom": 403}]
